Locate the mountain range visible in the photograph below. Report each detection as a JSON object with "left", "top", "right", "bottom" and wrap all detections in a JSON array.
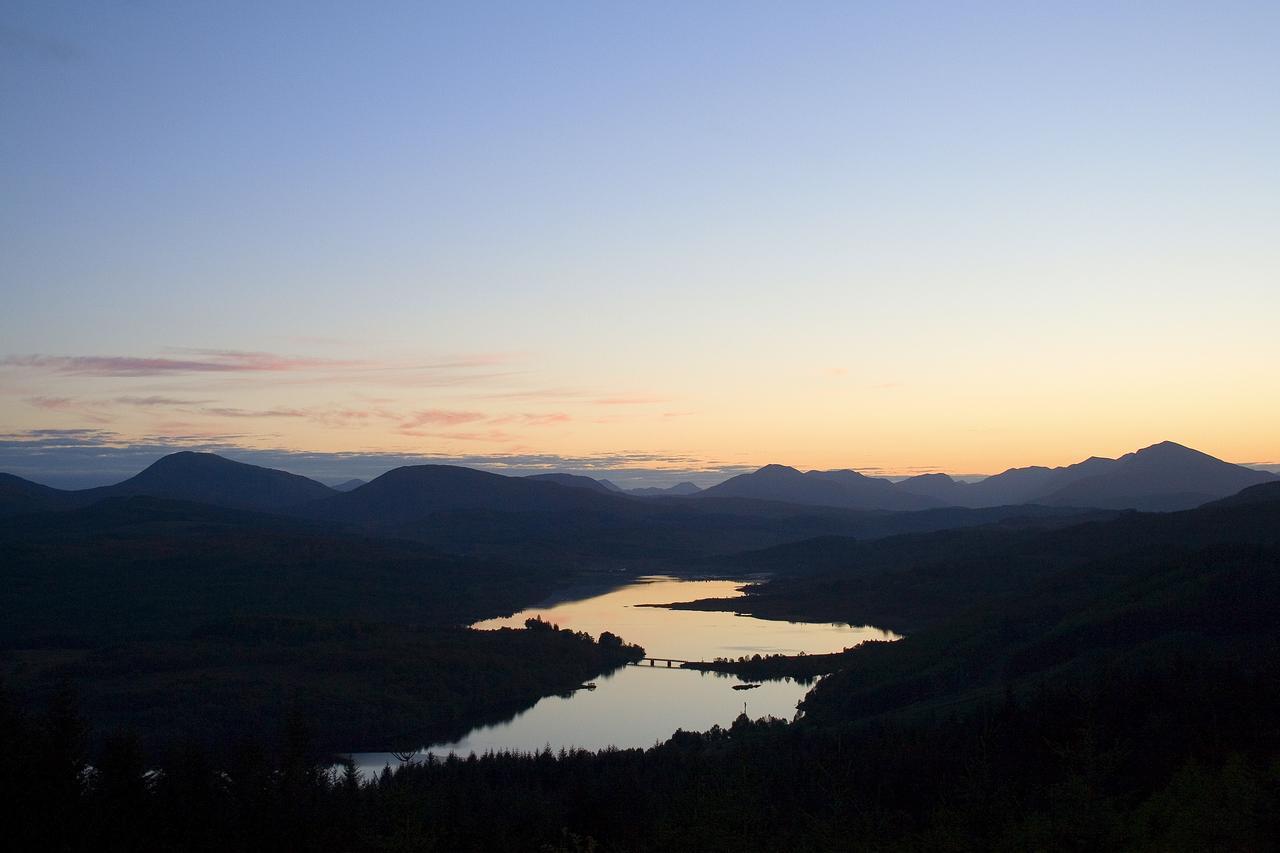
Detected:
[
  {"left": 894, "top": 441, "right": 1274, "bottom": 510},
  {"left": 0, "top": 441, "right": 1272, "bottom": 523}
]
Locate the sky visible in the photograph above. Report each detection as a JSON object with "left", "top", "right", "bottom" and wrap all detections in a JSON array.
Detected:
[{"left": 3, "top": 2, "right": 1278, "bottom": 487}]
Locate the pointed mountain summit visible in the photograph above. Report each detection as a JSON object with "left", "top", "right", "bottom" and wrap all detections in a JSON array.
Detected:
[
  {"left": 699, "top": 464, "right": 943, "bottom": 511},
  {"left": 78, "top": 451, "right": 335, "bottom": 512},
  {"left": 1039, "top": 441, "right": 1277, "bottom": 510}
]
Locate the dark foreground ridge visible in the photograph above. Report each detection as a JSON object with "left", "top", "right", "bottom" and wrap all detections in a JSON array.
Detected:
[{"left": 1, "top": 466, "right": 1278, "bottom": 849}]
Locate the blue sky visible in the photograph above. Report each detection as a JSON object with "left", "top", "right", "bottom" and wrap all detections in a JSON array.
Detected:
[{"left": 3, "top": 2, "right": 1278, "bottom": 485}]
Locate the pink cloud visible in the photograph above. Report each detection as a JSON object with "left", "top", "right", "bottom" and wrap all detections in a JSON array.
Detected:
[
  {"left": 24, "top": 395, "right": 78, "bottom": 410},
  {"left": 592, "top": 395, "right": 668, "bottom": 406},
  {"left": 517, "top": 412, "right": 571, "bottom": 427},
  {"left": 115, "top": 395, "right": 212, "bottom": 406},
  {"left": 484, "top": 389, "right": 667, "bottom": 405},
  {"left": 23, "top": 395, "right": 115, "bottom": 424},
  {"left": 487, "top": 412, "right": 572, "bottom": 427},
  {"left": 400, "top": 409, "right": 489, "bottom": 429}
]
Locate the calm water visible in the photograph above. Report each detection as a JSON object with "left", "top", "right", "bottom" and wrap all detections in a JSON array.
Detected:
[{"left": 350, "top": 576, "right": 897, "bottom": 772}]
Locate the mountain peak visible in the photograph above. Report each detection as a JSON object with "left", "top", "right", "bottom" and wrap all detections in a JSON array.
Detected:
[
  {"left": 1041, "top": 441, "right": 1273, "bottom": 510},
  {"left": 700, "top": 464, "right": 943, "bottom": 510},
  {"left": 86, "top": 451, "right": 334, "bottom": 512},
  {"left": 902, "top": 472, "right": 956, "bottom": 484},
  {"left": 1129, "top": 440, "right": 1198, "bottom": 459}
]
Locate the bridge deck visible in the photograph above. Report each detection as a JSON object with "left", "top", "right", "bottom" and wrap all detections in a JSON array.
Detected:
[{"left": 630, "top": 657, "right": 699, "bottom": 668}]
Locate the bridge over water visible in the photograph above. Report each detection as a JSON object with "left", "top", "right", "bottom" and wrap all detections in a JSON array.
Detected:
[{"left": 628, "top": 657, "right": 699, "bottom": 668}]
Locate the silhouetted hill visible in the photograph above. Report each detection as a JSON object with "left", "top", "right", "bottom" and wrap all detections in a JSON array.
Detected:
[
  {"left": 1038, "top": 441, "right": 1277, "bottom": 510},
  {"left": 331, "top": 478, "right": 367, "bottom": 492},
  {"left": 303, "top": 464, "right": 633, "bottom": 526},
  {"left": 892, "top": 472, "right": 964, "bottom": 503},
  {"left": 700, "top": 464, "right": 943, "bottom": 511},
  {"left": 2, "top": 453, "right": 335, "bottom": 516},
  {"left": 1203, "top": 479, "right": 1280, "bottom": 508},
  {"left": 74, "top": 451, "right": 335, "bottom": 512},
  {"left": 628, "top": 482, "right": 702, "bottom": 497},
  {"left": 525, "top": 472, "right": 620, "bottom": 495},
  {"left": 941, "top": 455, "right": 1116, "bottom": 507}
]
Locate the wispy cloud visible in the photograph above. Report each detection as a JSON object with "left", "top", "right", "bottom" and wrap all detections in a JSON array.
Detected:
[
  {"left": 481, "top": 388, "right": 669, "bottom": 406},
  {"left": 489, "top": 413, "right": 572, "bottom": 427},
  {"left": 400, "top": 409, "right": 489, "bottom": 428},
  {"left": 198, "top": 407, "right": 310, "bottom": 419},
  {"left": 22, "top": 396, "right": 114, "bottom": 423},
  {"left": 592, "top": 395, "right": 669, "bottom": 406},
  {"left": 115, "top": 395, "right": 213, "bottom": 407},
  {"left": 2, "top": 351, "right": 356, "bottom": 377},
  {"left": 24, "top": 396, "right": 78, "bottom": 410}
]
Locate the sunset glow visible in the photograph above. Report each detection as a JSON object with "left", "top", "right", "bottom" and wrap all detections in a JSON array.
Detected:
[{"left": 4, "top": 2, "right": 1278, "bottom": 485}]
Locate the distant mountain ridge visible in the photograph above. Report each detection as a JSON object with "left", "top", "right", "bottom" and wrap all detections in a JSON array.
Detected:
[
  {"left": 895, "top": 441, "right": 1274, "bottom": 511},
  {"left": 628, "top": 482, "right": 702, "bottom": 497},
  {"left": 331, "top": 478, "right": 367, "bottom": 492},
  {"left": 697, "top": 464, "right": 944, "bottom": 511},
  {"left": 0, "top": 441, "right": 1273, "bottom": 521},
  {"left": 525, "top": 472, "right": 619, "bottom": 495}
]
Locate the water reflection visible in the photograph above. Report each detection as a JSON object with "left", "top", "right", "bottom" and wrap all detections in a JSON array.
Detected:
[
  {"left": 350, "top": 576, "right": 897, "bottom": 772},
  {"left": 474, "top": 576, "right": 897, "bottom": 661}
]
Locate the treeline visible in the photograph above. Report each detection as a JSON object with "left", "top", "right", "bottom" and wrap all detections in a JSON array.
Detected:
[
  {"left": 3, "top": 654, "right": 1276, "bottom": 852},
  {"left": 4, "top": 617, "right": 644, "bottom": 755},
  {"left": 680, "top": 649, "right": 860, "bottom": 681}
]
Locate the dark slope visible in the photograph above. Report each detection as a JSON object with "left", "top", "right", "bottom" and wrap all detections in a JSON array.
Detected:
[
  {"left": 0, "top": 497, "right": 638, "bottom": 754},
  {"left": 1040, "top": 440, "right": 1276, "bottom": 510},
  {"left": 1203, "top": 479, "right": 1280, "bottom": 508},
  {"left": 75, "top": 451, "right": 335, "bottom": 512},
  {"left": 676, "top": 479, "right": 1280, "bottom": 632},
  {"left": 0, "top": 496, "right": 563, "bottom": 647},
  {"left": 699, "top": 464, "right": 943, "bottom": 511},
  {"left": 799, "top": 496, "right": 1280, "bottom": 729},
  {"left": 525, "top": 472, "right": 620, "bottom": 495},
  {"left": 0, "top": 473, "right": 78, "bottom": 516}
]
